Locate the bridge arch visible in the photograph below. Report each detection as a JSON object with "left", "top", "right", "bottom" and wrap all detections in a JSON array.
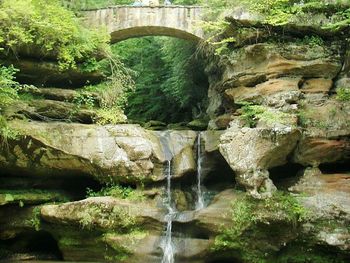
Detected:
[{"left": 83, "top": 5, "right": 204, "bottom": 43}]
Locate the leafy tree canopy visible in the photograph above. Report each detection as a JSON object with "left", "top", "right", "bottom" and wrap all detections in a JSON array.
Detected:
[{"left": 0, "top": 0, "right": 110, "bottom": 70}]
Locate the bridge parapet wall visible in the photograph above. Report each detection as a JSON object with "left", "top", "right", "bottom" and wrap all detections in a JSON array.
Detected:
[{"left": 83, "top": 6, "right": 204, "bottom": 42}]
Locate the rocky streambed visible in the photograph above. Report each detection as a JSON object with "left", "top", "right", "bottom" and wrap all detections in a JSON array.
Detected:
[{"left": 0, "top": 119, "right": 349, "bottom": 262}]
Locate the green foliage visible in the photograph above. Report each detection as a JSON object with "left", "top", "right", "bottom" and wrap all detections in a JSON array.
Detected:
[
  {"left": 275, "top": 243, "right": 348, "bottom": 263},
  {"left": 18, "top": 93, "right": 44, "bottom": 101},
  {"left": 86, "top": 184, "right": 144, "bottom": 201},
  {"left": 4, "top": 193, "right": 14, "bottom": 202},
  {"left": 94, "top": 107, "right": 127, "bottom": 125},
  {"left": 0, "top": 65, "right": 19, "bottom": 110},
  {"left": 26, "top": 206, "right": 42, "bottom": 231},
  {"left": 62, "top": 0, "right": 133, "bottom": 10},
  {"left": 71, "top": 55, "right": 135, "bottom": 125},
  {"left": 297, "top": 35, "right": 324, "bottom": 46},
  {"left": 114, "top": 37, "right": 208, "bottom": 123},
  {"left": 297, "top": 109, "right": 330, "bottom": 129},
  {"left": 200, "top": 0, "right": 350, "bottom": 48},
  {"left": 78, "top": 205, "right": 136, "bottom": 231},
  {"left": 213, "top": 191, "right": 308, "bottom": 262},
  {"left": 84, "top": 55, "right": 135, "bottom": 109},
  {"left": 263, "top": 191, "right": 309, "bottom": 224},
  {"left": 0, "top": 116, "right": 20, "bottom": 150},
  {"left": 336, "top": 87, "right": 350, "bottom": 101},
  {"left": 0, "top": 0, "right": 110, "bottom": 70},
  {"left": 73, "top": 92, "right": 96, "bottom": 109},
  {"left": 239, "top": 102, "right": 295, "bottom": 127},
  {"left": 322, "top": 8, "right": 350, "bottom": 31}
]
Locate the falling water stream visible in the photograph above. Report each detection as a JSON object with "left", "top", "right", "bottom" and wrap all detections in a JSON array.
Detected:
[
  {"left": 160, "top": 131, "right": 206, "bottom": 263},
  {"left": 195, "top": 132, "right": 204, "bottom": 210},
  {"left": 159, "top": 132, "right": 175, "bottom": 263},
  {"left": 161, "top": 159, "right": 175, "bottom": 263}
]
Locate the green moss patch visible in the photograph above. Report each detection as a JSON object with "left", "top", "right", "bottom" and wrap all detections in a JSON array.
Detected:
[
  {"left": 213, "top": 191, "right": 308, "bottom": 263},
  {"left": 0, "top": 189, "right": 69, "bottom": 206}
]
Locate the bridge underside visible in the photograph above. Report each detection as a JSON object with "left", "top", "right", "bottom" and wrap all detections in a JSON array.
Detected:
[{"left": 110, "top": 26, "right": 202, "bottom": 43}]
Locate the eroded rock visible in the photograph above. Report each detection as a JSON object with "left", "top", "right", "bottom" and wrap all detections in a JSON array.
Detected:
[
  {"left": 0, "top": 121, "right": 198, "bottom": 184},
  {"left": 219, "top": 124, "right": 301, "bottom": 198},
  {"left": 225, "top": 77, "right": 301, "bottom": 107},
  {"left": 41, "top": 197, "right": 165, "bottom": 231}
]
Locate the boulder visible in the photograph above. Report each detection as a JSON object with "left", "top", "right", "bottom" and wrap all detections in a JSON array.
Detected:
[
  {"left": 41, "top": 197, "right": 165, "bottom": 231},
  {"left": 144, "top": 120, "right": 167, "bottom": 130},
  {"left": 3, "top": 99, "right": 96, "bottom": 124},
  {"left": 1, "top": 121, "right": 198, "bottom": 184},
  {"left": 172, "top": 146, "right": 196, "bottom": 179},
  {"left": 193, "top": 189, "right": 240, "bottom": 235},
  {"left": 20, "top": 87, "right": 101, "bottom": 106},
  {"left": 187, "top": 119, "right": 208, "bottom": 131},
  {"left": 210, "top": 114, "right": 234, "bottom": 130},
  {"left": 150, "top": 130, "right": 197, "bottom": 179},
  {"left": 21, "top": 87, "right": 79, "bottom": 102},
  {"left": 204, "top": 186, "right": 350, "bottom": 262},
  {"left": 219, "top": 124, "right": 301, "bottom": 198},
  {"left": 201, "top": 130, "right": 224, "bottom": 153}
]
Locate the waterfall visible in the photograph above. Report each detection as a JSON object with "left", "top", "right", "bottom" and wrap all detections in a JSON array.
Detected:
[
  {"left": 161, "top": 160, "right": 175, "bottom": 263},
  {"left": 159, "top": 132, "right": 175, "bottom": 263},
  {"left": 195, "top": 132, "right": 204, "bottom": 210}
]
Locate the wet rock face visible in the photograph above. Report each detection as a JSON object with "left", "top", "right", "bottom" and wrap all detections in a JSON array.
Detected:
[{"left": 0, "top": 121, "right": 197, "bottom": 184}]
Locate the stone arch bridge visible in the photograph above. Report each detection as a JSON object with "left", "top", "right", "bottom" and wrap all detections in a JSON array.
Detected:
[{"left": 83, "top": 5, "right": 204, "bottom": 43}]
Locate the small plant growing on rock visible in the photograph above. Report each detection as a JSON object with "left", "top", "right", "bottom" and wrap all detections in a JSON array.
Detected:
[
  {"left": 336, "top": 87, "right": 350, "bottom": 101},
  {"left": 238, "top": 102, "right": 295, "bottom": 127},
  {"left": 0, "top": 116, "right": 20, "bottom": 150},
  {"left": 0, "top": 65, "right": 19, "bottom": 111},
  {"left": 26, "top": 206, "right": 42, "bottom": 231},
  {"left": 72, "top": 92, "right": 96, "bottom": 109},
  {"left": 297, "top": 35, "right": 324, "bottom": 46},
  {"left": 93, "top": 107, "right": 127, "bottom": 125},
  {"left": 78, "top": 204, "right": 137, "bottom": 231},
  {"left": 86, "top": 184, "right": 145, "bottom": 201}
]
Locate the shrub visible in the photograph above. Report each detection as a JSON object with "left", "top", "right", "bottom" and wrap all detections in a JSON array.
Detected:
[
  {"left": 86, "top": 184, "right": 144, "bottom": 201},
  {"left": 94, "top": 107, "right": 127, "bottom": 125},
  {"left": 0, "top": 116, "right": 20, "bottom": 150},
  {"left": 78, "top": 204, "right": 137, "bottom": 231},
  {"left": 0, "top": 65, "right": 19, "bottom": 110}
]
